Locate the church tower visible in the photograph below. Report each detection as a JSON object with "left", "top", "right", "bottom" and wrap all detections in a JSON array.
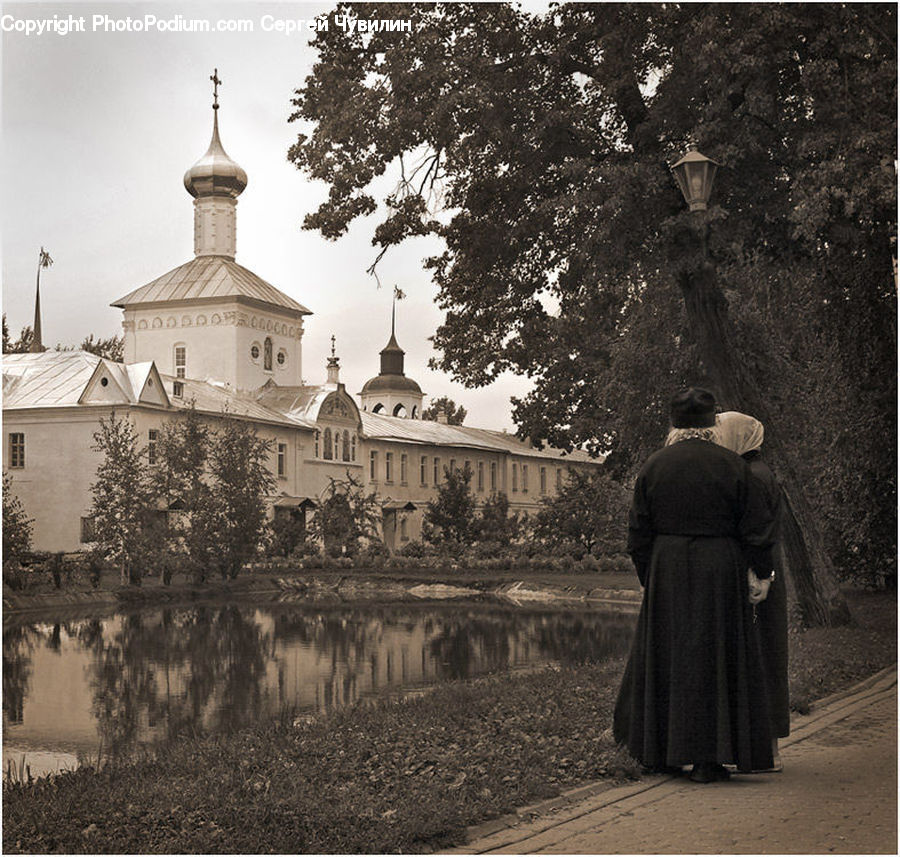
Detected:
[
  {"left": 113, "top": 71, "right": 310, "bottom": 394},
  {"left": 359, "top": 298, "right": 424, "bottom": 418}
]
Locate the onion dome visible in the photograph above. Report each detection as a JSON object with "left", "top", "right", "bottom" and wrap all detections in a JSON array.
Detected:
[{"left": 183, "top": 111, "right": 247, "bottom": 199}]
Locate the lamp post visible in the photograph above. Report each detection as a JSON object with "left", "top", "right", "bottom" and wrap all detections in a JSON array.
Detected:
[{"left": 671, "top": 150, "right": 719, "bottom": 212}]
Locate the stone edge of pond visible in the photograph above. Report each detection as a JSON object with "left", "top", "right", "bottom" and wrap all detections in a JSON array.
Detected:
[{"left": 3, "top": 574, "right": 643, "bottom": 617}]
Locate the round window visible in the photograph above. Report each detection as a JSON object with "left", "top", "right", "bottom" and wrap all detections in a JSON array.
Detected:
[
  {"left": 277, "top": 350, "right": 286, "bottom": 366},
  {"left": 100, "top": 377, "right": 109, "bottom": 387},
  {"left": 250, "top": 344, "right": 260, "bottom": 360}
]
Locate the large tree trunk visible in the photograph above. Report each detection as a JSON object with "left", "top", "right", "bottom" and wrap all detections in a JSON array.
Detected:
[{"left": 679, "top": 260, "right": 851, "bottom": 627}]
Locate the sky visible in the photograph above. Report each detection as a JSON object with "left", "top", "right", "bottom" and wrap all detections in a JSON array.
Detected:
[{"left": 2, "top": 1, "right": 551, "bottom": 431}]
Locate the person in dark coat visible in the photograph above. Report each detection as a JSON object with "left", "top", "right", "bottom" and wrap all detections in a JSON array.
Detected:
[
  {"left": 715, "top": 411, "right": 789, "bottom": 770},
  {"left": 613, "top": 388, "right": 776, "bottom": 783}
]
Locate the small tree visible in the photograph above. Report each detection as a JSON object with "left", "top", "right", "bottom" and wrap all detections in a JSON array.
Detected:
[
  {"left": 475, "top": 491, "right": 519, "bottom": 545},
  {"left": 532, "top": 468, "right": 630, "bottom": 558},
  {"left": 2, "top": 473, "right": 33, "bottom": 561},
  {"left": 149, "top": 406, "right": 213, "bottom": 583},
  {"left": 1, "top": 315, "right": 33, "bottom": 354},
  {"left": 311, "top": 473, "right": 381, "bottom": 557},
  {"left": 80, "top": 333, "right": 125, "bottom": 362},
  {"left": 89, "top": 413, "right": 156, "bottom": 585},
  {"left": 207, "top": 417, "right": 276, "bottom": 579},
  {"left": 422, "top": 396, "right": 467, "bottom": 425},
  {"left": 423, "top": 464, "right": 476, "bottom": 545}
]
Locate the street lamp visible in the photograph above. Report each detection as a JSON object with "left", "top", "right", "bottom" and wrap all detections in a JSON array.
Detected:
[{"left": 671, "top": 150, "right": 719, "bottom": 212}]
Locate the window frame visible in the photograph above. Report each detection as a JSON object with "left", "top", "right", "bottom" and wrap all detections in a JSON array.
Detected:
[{"left": 8, "top": 432, "right": 24, "bottom": 469}]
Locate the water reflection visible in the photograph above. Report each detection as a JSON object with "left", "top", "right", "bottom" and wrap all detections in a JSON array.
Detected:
[{"left": 3, "top": 601, "right": 635, "bottom": 764}]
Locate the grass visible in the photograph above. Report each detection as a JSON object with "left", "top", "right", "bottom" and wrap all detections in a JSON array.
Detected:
[{"left": 3, "top": 589, "right": 895, "bottom": 854}]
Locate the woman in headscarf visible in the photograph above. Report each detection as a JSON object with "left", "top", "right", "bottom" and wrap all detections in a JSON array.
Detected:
[
  {"left": 715, "top": 411, "right": 789, "bottom": 771},
  {"left": 614, "top": 388, "right": 776, "bottom": 783}
]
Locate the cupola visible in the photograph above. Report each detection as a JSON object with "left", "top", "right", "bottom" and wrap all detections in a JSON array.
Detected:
[
  {"left": 183, "top": 69, "right": 246, "bottom": 259},
  {"left": 358, "top": 294, "right": 424, "bottom": 419}
]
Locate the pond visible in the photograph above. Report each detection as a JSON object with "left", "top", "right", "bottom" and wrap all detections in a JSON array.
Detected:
[{"left": 3, "top": 598, "right": 637, "bottom": 778}]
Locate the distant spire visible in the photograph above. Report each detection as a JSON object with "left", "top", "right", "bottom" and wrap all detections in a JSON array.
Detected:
[
  {"left": 326, "top": 334, "right": 341, "bottom": 384},
  {"left": 30, "top": 247, "right": 52, "bottom": 353}
]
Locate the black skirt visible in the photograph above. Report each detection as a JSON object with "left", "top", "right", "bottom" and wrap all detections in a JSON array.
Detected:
[{"left": 613, "top": 534, "right": 774, "bottom": 771}]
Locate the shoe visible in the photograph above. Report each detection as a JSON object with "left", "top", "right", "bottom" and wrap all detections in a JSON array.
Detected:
[{"left": 689, "top": 763, "right": 731, "bottom": 783}]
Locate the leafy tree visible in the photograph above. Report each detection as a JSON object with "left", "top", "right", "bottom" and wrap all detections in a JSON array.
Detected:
[
  {"left": 149, "top": 406, "right": 215, "bottom": 583},
  {"left": 422, "top": 396, "right": 467, "bottom": 425},
  {"left": 475, "top": 491, "right": 519, "bottom": 545},
  {"left": 2, "top": 315, "right": 33, "bottom": 353},
  {"left": 89, "top": 413, "right": 156, "bottom": 585},
  {"left": 206, "top": 417, "right": 276, "bottom": 578},
  {"left": 532, "top": 468, "right": 630, "bottom": 558},
  {"left": 290, "top": 3, "right": 897, "bottom": 623},
  {"left": 311, "top": 472, "right": 381, "bottom": 556},
  {"left": 79, "top": 333, "right": 125, "bottom": 362},
  {"left": 2, "top": 473, "right": 33, "bottom": 561},
  {"left": 423, "top": 464, "right": 476, "bottom": 545}
]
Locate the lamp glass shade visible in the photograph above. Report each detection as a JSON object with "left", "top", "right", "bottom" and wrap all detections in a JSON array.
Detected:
[{"left": 671, "top": 150, "right": 719, "bottom": 211}]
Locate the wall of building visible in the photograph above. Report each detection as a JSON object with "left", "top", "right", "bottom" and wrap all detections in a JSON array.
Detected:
[
  {"left": 123, "top": 301, "right": 303, "bottom": 392},
  {"left": 4, "top": 408, "right": 114, "bottom": 552}
]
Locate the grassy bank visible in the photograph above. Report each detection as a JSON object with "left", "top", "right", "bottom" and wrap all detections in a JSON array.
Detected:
[{"left": 3, "top": 589, "right": 895, "bottom": 854}]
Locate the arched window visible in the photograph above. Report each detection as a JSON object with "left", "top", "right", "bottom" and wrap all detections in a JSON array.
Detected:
[
  {"left": 333, "top": 431, "right": 340, "bottom": 460},
  {"left": 323, "top": 428, "right": 333, "bottom": 460},
  {"left": 351, "top": 434, "right": 357, "bottom": 462},
  {"left": 411, "top": 405, "right": 418, "bottom": 419},
  {"left": 264, "top": 337, "right": 273, "bottom": 371},
  {"left": 393, "top": 403, "right": 407, "bottom": 418},
  {"left": 342, "top": 430, "right": 351, "bottom": 462},
  {"left": 372, "top": 403, "right": 385, "bottom": 414},
  {"left": 314, "top": 430, "right": 320, "bottom": 458}
]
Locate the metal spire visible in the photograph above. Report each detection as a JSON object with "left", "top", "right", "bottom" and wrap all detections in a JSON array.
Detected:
[{"left": 30, "top": 247, "right": 52, "bottom": 353}]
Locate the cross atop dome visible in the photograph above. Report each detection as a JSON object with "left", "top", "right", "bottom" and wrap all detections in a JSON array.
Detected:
[{"left": 211, "top": 68, "right": 221, "bottom": 110}]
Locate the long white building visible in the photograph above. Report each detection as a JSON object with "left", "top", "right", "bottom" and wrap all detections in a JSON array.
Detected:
[{"left": 3, "top": 90, "right": 598, "bottom": 554}]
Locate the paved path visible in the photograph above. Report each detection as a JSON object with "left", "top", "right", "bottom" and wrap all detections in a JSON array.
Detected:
[{"left": 448, "top": 668, "right": 896, "bottom": 855}]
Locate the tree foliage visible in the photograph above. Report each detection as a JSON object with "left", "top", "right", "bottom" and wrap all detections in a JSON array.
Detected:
[
  {"left": 207, "top": 418, "right": 277, "bottom": 578},
  {"left": 532, "top": 468, "right": 630, "bottom": 557},
  {"left": 89, "top": 413, "right": 157, "bottom": 585},
  {"left": 422, "top": 396, "right": 467, "bottom": 425},
  {"left": 311, "top": 472, "right": 381, "bottom": 556},
  {"left": 2, "top": 472, "right": 33, "bottom": 561},
  {"left": 423, "top": 464, "right": 476, "bottom": 545},
  {"left": 475, "top": 491, "right": 520, "bottom": 545},
  {"left": 290, "top": 3, "right": 896, "bottom": 614},
  {"left": 80, "top": 333, "right": 125, "bottom": 362},
  {"left": 2, "top": 315, "right": 33, "bottom": 354}
]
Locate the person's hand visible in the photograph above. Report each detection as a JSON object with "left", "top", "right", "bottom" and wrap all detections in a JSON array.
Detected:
[{"left": 748, "top": 569, "right": 772, "bottom": 605}]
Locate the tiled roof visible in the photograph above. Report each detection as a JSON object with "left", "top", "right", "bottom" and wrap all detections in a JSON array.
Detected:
[
  {"left": 111, "top": 256, "right": 312, "bottom": 316},
  {"left": 359, "top": 411, "right": 599, "bottom": 463}
]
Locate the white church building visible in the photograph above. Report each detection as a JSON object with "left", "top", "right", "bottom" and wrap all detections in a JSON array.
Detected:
[{"left": 3, "top": 85, "right": 598, "bottom": 555}]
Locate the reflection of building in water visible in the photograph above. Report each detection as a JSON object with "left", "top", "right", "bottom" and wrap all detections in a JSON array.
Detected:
[
  {"left": 2, "top": 78, "right": 600, "bottom": 554},
  {"left": 2, "top": 606, "right": 636, "bottom": 760}
]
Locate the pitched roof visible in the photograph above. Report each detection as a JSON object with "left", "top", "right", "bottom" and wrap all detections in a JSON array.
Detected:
[
  {"left": 3, "top": 351, "right": 102, "bottom": 407},
  {"left": 359, "top": 411, "right": 599, "bottom": 463},
  {"left": 111, "top": 256, "right": 312, "bottom": 317}
]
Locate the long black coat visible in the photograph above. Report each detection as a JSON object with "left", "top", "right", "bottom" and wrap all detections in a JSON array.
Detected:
[
  {"left": 613, "top": 438, "right": 776, "bottom": 772},
  {"left": 744, "top": 450, "right": 790, "bottom": 738}
]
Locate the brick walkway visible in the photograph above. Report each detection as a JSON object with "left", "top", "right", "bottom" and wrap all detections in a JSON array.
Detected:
[{"left": 448, "top": 668, "right": 897, "bottom": 855}]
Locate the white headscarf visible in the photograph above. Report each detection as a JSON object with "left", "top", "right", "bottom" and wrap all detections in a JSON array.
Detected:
[{"left": 714, "top": 411, "right": 765, "bottom": 456}]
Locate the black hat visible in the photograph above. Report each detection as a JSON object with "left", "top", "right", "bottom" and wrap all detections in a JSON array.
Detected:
[{"left": 670, "top": 387, "right": 717, "bottom": 428}]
